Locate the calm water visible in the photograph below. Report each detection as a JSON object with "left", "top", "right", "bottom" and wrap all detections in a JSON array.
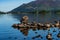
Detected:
[{"left": 0, "top": 13, "right": 60, "bottom": 40}]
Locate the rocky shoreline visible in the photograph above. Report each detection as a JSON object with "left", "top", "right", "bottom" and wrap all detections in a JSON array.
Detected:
[
  {"left": 12, "top": 16, "right": 60, "bottom": 29},
  {"left": 12, "top": 16, "right": 60, "bottom": 40}
]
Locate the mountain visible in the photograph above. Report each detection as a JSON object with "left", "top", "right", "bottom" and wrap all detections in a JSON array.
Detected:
[{"left": 10, "top": 0, "right": 60, "bottom": 13}]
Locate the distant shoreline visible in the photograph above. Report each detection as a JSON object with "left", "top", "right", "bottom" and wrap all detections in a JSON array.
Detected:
[
  {"left": 9, "top": 10, "right": 60, "bottom": 14},
  {"left": 0, "top": 10, "right": 60, "bottom": 14}
]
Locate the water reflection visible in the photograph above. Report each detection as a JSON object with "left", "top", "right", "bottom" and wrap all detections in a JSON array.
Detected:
[
  {"left": 12, "top": 25, "right": 60, "bottom": 40},
  {"left": 0, "top": 13, "right": 60, "bottom": 40},
  {"left": 11, "top": 13, "right": 60, "bottom": 23},
  {"left": 9, "top": 13, "right": 60, "bottom": 40}
]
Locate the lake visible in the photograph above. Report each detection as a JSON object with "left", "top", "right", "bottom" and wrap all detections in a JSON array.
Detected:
[{"left": 0, "top": 13, "right": 60, "bottom": 40}]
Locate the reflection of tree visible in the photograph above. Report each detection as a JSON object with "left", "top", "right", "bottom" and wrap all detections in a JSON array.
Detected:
[{"left": 11, "top": 12, "right": 60, "bottom": 24}]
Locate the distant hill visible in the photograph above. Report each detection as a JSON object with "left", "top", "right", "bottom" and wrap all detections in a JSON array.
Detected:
[
  {"left": 0, "top": 11, "right": 6, "bottom": 14},
  {"left": 10, "top": 0, "right": 60, "bottom": 13}
]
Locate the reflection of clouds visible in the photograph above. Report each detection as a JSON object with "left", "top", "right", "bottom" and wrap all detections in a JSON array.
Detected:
[
  {"left": 0, "top": 14, "right": 19, "bottom": 25},
  {"left": 0, "top": 14, "right": 18, "bottom": 21}
]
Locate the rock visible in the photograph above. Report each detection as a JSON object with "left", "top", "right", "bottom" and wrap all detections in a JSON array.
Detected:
[
  {"left": 12, "top": 24, "right": 18, "bottom": 28},
  {"left": 35, "top": 32, "right": 38, "bottom": 34},
  {"left": 18, "top": 24, "right": 24, "bottom": 27},
  {"left": 51, "top": 24, "right": 55, "bottom": 28},
  {"left": 32, "top": 35, "right": 41, "bottom": 39},
  {"left": 45, "top": 23, "right": 51, "bottom": 28},
  {"left": 58, "top": 24, "right": 60, "bottom": 29},
  {"left": 32, "top": 37, "right": 35, "bottom": 39},
  {"left": 53, "top": 29, "right": 56, "bottom": 32},
  {"left": 32, "top": 27, "right": 37, "bottom": 31},
  {"left": 47, "top": 28, "right": 50, "bottom": 30},
  {"left": 24, "top": 38, "right": 26, "bottom": 40},
  {"left": 14, "top": 37, "right": 17, "bottom": 39},
  {"left": 31, "top": 21, "right": 37, "bottom": 26},
  {"left": 37, "top": 23, "right": 43, "bottom": 30},
  {"left": 22, "top": 16, "right": 29, "bottom": 20},
  {"left": 57, "top": 32, "right": 60, "bottom": 38},
  {"left": 46, "top": 33, "right": 52, "bottom": 40},
  {"left": 42, "top": 26, "right": 47, "bottom": 30},
  {"left": 20, "top": 16, "right": 29, "bottom": 24},
  {"left": 54, "top": 21, "right": 60, "bottom": 27}
]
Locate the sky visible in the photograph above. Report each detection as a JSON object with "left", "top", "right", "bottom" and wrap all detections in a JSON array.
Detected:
[{"left": 0, "top": 0, "right": 34, "bottom": 12}]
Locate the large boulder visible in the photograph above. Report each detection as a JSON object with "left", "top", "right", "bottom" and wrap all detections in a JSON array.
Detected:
[{"left": 20, "top": 16, "right": 29, "bottom": 24}]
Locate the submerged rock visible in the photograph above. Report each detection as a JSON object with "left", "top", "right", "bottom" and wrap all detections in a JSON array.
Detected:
[
  {"left": 8, "top": 37, "right": 12, "bottom": 39},
  {"left": 54, "top": 21, "right": 60, "bottom": 27},
  {"left": 24, "top": 38, "right": 26, "bottom": 40},
  {"left": 46, "top": 33, "right": 52, "bottom": 40},
  {"left": 32, "top": 35, "right": 42, "bottom": 39},
  {"left": 57, "top": 32, "right": 60, "bottom": 38},
  {"left": 12, "top": 24, "right": 19, "bottom": 28},
  {"left": 14, "top": 37, "right": 17, "bottom": 39},
  {"left": 53, "top": 29, "right": 56, "bottom": 32},
  {"left": 35, "top": 32, "right": 38, "bottom": 34}
]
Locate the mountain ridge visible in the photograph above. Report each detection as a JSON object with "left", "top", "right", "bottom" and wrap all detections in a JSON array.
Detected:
[{"left": 10, "top": 0, "right": 60, "bottom": 13}]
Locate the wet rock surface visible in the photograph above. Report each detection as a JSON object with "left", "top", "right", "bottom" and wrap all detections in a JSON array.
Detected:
[
  {"left": 46, "top": 33, "right": 52, "bottom": 40},
  {"left": 12, "top": 25, "right": 60, "bottom": 40},
  {"left": 32, "top": 35, "right": 42, "bottom": 39},
  {"left": 57, "top": 32, "right": 60, "bottom": 38}
]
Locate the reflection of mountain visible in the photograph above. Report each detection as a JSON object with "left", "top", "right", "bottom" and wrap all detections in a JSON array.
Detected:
[
  {"left": 10, "top": 0, "right": 60, "bottom": 13},
  {"left": 11, "top": 13, "right": 60, "bottom": 23},
  {"left": 11, "top": 14, "right": 37, "bottom": 23}
]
